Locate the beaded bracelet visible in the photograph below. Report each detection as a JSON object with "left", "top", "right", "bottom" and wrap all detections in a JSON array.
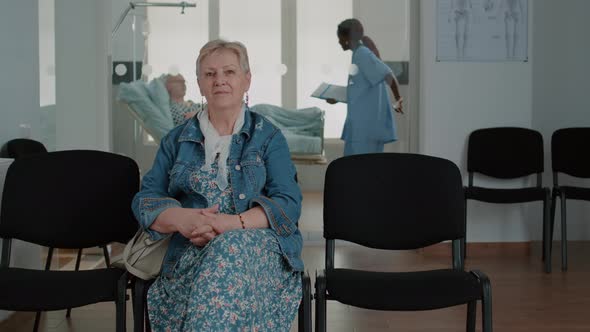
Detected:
[{"left": 238, "top": 214, "right": 246, "bottom": 229}]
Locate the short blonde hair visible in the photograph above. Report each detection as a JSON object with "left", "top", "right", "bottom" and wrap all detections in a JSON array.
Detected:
[{"left": 195, "top": 39, "right": 250, "bottom": 77}]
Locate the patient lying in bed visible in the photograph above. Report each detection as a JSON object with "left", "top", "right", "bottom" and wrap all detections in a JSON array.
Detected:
[
  {"left": 165, "top": 74, "right": 200, "bottom": 126},
  {"left": 118, "top": 76, "right": 324, "bottom": 156},
  {"left": 118, "top": 74, "right": 197, "bottom": 140}
]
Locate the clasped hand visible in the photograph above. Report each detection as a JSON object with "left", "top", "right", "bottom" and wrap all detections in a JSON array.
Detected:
[{"left": 183, "top": 205, "right": 240, "bottom": 247}]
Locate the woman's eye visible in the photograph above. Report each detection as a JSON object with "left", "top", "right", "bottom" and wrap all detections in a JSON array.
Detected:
[
  {"left": 226, "top": 70, "right": 235, "bottom": 75},
  {"left": 205, "top": 72, "right": 214, "bottom": 77}
]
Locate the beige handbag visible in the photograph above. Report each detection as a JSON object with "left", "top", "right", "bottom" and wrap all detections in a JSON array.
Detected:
[{"left": 114, "top": 230, "right": 171, "bottom": 280}]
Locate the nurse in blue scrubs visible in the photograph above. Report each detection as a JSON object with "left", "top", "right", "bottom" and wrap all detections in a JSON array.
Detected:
[{"left": 327, "top": 18, "right": 404, "bottom": 156}]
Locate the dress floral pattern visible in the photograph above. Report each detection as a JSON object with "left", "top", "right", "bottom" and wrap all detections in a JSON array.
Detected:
[
  {"left": 170, "top": 101, "right": 201, "bottom": 126},
  {"left": 148, "top": 162, "right": 302, "bottom": 331}
]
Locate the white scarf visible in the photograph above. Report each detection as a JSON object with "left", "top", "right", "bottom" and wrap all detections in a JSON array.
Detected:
[{"left": 198, "top": 107, "right": 245, "bottom": 190}]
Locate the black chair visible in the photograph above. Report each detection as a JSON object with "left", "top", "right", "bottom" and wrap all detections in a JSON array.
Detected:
[
  {"left": 315, "top": 153, "right": 492, "bottom": 332},
  {"left": 0, "top": 138, "right": 47, "bottom": 159},
  {"left": 130, "top": 268, "right": 311, "bottom": 332},
  {"left": 0, "top": 139, "right": 112, "bottom": 324},
  {"left": 0, "top": 150, "right": 140, "bottom": 331},
  {"left": 464, "top": 127, "right": 551, "bottom": 273},
  {"left": 550, "top": 127, "right": 590, "bottom": 271}
]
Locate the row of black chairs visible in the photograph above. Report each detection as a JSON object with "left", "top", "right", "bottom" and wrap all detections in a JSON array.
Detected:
[
  {"left": 133, "top": 153, "right": 493, "bottom": 332},
  {"left": 0, "top": 149, "right": 310, "bottom": 332},
  {"left": 0, "top": 149, "right": 491, "bottom": 331},
  {"left": 464, "top": 127, "right": 590, "bottom": 273}
]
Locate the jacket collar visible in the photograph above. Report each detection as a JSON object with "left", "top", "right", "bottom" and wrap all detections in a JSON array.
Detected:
[{"left": 178, "top": 107, "right": 253, "bottom": 144}]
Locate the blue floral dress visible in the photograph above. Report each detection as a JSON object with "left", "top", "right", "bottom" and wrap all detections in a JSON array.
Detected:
[{"left": 147, "top": 162, "right": 302, "bottom": 331}]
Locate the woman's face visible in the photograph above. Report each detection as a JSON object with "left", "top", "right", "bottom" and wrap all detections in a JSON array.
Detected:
[
  {"left": 197, "top": 48, "right": 251, "bottom": 111},
  {"left": 338, "top": 33, "right": 350, "bottom": 51}
]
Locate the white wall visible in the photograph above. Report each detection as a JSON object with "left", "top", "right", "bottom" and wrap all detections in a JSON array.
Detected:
[
  {"left": 39, "top": 0, "right": 55, "bottom": 107},
  {"left": 420, "top": 0, "right": 590, "bottom": 242},
  {"left": 419, "top": 1, "right": 535, "bottom": 242},
  {"left": 354, "top": 0, "right": 409, "bottom": 61},
  {"left": 55, "top": 0, "right": 111, "bottom": 151},
  {"left": 532, "top": 0, "right": 590, "bottom": 240},
  {"left": 0, "top": 0, "right": 41, "bottom": 146}
]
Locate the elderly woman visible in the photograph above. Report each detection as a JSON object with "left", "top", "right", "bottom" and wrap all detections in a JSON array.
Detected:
[
  {"left": 132, "top": 39, "right": 303, "bottom": 330},
  {"left": 328, "top": 18, "right": 404, "bottom": 156},
  {"left": 165, "top": 73, "right": 200, "bottom": 126}
]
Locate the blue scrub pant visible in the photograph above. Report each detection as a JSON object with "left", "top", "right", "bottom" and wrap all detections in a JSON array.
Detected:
[{"left": 343, "top": 140, "right": 385, "bottom": 156}]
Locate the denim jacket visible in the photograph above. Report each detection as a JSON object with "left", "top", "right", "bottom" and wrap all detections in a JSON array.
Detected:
[{"left": 131, "top": 110, "right": 304, "bottom": 277}]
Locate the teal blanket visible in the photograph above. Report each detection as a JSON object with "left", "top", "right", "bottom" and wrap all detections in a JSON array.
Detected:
[
  {"left": 117, "top": 77, "right": 173, "bottom": 141},
  {"left": 250, "top": 104, "right": 324, "bottom": 155}
]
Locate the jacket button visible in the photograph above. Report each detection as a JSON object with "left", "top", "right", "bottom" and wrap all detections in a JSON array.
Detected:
[
  {"left": 235, "top": 165, "right": 241, "bottom": 171},
  {"left": 238, "top": 193, "right": 246, "bottom": 200}
]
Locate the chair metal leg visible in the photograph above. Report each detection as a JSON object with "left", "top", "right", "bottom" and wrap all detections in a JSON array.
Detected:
[
  {"left": 472, "top": 270, "right": 493, "bottom": 332},
  {"left": 116, "top": 273, "right": 128, "bottom": 332},
  {"left": 543, "top": 190, "right": 552, "bottom": 273},
  {"left": 66, "top": 248, "right": 84, "bottom": 318},
  {"left": 133, "top": 279, "right": 146, "bottom": 332},
  {"left": 298, "top": 271, "right": 312, "bottom": 332},
  {"left": 463, "top": 200, "right": 468, "bottom": 260},
  {"left": 482, "top": 288, "right": 493, "bottom": 332},
  {"left": 482, "top": 276, "right": 493, "bottom": 332},
  {"left": 102, "top": 245, "right": 111, "bottom": 267},
  {"left": 466, "top": 301, "right": 476, "bottom": 332},
  {"left": 133, "top": 278, "right": 155, "bottom": 332},
  {"left": 145, "top": 300, "right": 152, "bottom": 332},
  {"left": 32, "top": 312, "right": 41, "bottom": 332},
  {"left": 315, "top": 270, "right": 327, "bottom": 332},
  {"left": 547, "top": 190, "right": 558, "bottom": 261},
  {"left": 34, "top": 247, "right": 55, "bottom": 331},
  {"left": 560, "top": 193, "right": 568, "bottom": 271},
  {"left": 297, "top": 299, "right": 305, "bottom": 332}
]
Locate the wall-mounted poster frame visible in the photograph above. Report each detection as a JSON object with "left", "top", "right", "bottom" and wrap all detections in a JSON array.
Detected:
[{"left": 436, "top": 0, "right": 528, "bottom": 62}]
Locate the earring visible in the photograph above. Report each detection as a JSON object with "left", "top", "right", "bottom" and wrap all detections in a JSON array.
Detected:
[{"left": 244, "top": 92, "right": 249, "bottom": 109}]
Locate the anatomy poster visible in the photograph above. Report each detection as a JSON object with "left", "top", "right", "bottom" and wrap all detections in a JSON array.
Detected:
[{"left": 437, "top": 0, "right": 528, "bottom": 62}]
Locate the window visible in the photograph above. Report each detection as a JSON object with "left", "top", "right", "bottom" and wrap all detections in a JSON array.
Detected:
[
  {"left": 220, "top": 0, "right": 282, "bottom": 106},
  {"left": 297, "top": 0, "right": 352, "bottom": 138},
  {"left": 147, "top": 0, "right": 209, "bottom": 102},
  {"left": 144, "top": 1, "right": 409, "bottom": 139}
]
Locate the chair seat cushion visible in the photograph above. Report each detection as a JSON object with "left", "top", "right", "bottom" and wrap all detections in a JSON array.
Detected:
[
  {"left": 0, "top": 267, "right": 125, "bottom": 311},
  {"left": 558, "top": 186, "right": 590, "bottom": 201},
  {"left": 465, "top": 186, "right": 546, "bottom": 203},
  {"left": 326, "top": 268, "right": 482, "bottom": 311}
]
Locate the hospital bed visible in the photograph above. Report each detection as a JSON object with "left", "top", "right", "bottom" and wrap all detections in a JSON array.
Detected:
[{"left": 117, "top": 78, "right": 327, "bottom": 164}]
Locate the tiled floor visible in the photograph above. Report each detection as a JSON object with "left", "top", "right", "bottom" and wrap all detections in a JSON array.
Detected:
[{"left": 2, "top": 192, "right": 590, "bottom": 331}]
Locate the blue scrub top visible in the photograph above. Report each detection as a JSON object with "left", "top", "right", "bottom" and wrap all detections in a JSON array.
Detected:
[{"left": 342, "top": 45, "right": 397, "bottom": 143}]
